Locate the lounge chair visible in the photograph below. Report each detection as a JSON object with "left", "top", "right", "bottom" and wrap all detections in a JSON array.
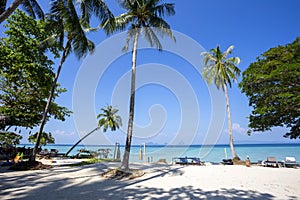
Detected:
[
  {"left": 189, "top": 157, "right": 204, "bottom": 165},
  {"left": 262, "top": 157, "right": 284, "bottom": 168},
  {"left": 221, "top": 159, "right": 233, "bottom": 165},
  {"left": 172, "top": 157, "right": 204, "bottom": 165},
  {"left": 50, "top": 149, "right": 58, "bottom": 157},
  {"left": 38, "top": 149, "right": 50, "bottom": 157},
  {"left": 284, "top": 157, "right": 298, "bottom": 168},
  {"left": 176, "top": 157, "right": 188, "bottom": 165}
]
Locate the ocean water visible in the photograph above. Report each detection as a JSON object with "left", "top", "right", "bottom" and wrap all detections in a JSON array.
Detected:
[{"left": 18, "top": 143, "right": 300, "bottom": 164}]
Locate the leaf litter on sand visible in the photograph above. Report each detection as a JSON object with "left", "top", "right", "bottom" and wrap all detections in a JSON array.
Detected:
[
  {"left": 102, "top": 168, "right": 145, "bottom": 180},
  {"left": 9, "top": 161, "right": 52, "bottom": 171}
]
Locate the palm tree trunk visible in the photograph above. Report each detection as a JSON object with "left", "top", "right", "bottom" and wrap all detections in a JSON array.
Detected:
[
  {"left": 0, "top": 0, "right": 23, "bottom": 24},
  {"left": 121, "top": 30, "right": 140, "bottom": 170},
  {"left": 29, "top": 41, "right": 71, "bottom": 162},
  {"left": 224, "top": 84, "right": 239, "bottom": 159},
  {"left": 65, "top": 127, "right": 99, "bottom": 156}
]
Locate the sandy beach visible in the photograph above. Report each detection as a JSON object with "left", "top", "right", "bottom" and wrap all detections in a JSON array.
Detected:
[{"left": 0, "top": 161, "right": 300, "bottom": 200}]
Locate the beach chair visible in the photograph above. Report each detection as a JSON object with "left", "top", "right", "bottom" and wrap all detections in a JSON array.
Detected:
[
  {"left": 221, "top": 159, "right": 233, "bottom": 165},
  {"left": 173, "top": 157, "right": 188, "bottom": 165},
  {"left": 262, "top": 157, "right": 284, "bottom": 168},
  {"left": 50, "top": 149, "right": 58, "bottom": 157},
  {"left": 189, "top": 157, "right": 204, "bottom": 165},
  {"left": 284, "top": 157, "right": 298, "bottom": 168},
  {"left": 37, "top": 149, "right": 50, "bottom": 159}
]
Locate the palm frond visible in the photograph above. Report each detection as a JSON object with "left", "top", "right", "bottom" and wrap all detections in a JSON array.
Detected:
[
  {"left": 143, "top": 26, "right": 162, "bottom": 50},
  {"left": 202, "top": 45, "right": 241, "bottom": 91},
  {"left": 65, "top": 0, "right": 94, "bottom": 59},
  {"left": 80, "top": 0, "right": 93, "bottom": 28},
  {"left": 149, "top": 17, "right": 175, "bottom": 42},
  {"left": 21, "top": 0, "right": 44, "bottom": 19},
  {"left": 110, "top": 0, "right": 175, "bottom": 52},
  {"left": 80, "top": 0, "right": 114, "bottom": 29},
  {"left": 102, "top": 12, "right": 134, "bottom": 35},
  {"left": 97, "top": 105, "right": 122, "bottom": 132},
  {"left": 154, "top": 3, "right": 175, "bottom": 17},
  {"left": 123, "top": 26, "right": 139, "bottom": 51},
  {"left": 222, "top": 45, "right": 234, "bottom": 60}
]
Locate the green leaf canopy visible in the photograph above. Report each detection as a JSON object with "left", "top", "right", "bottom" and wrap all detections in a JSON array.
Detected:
[{"left": 239, "top": 37, "right": 300, "bottom": 139}]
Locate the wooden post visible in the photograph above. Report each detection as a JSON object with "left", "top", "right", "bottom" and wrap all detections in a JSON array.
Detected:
[
  {"left": 144, "top": 143, "right": 146, "bottom": 163},
  {"left": 224, "top": 148, "right": 228, "bottom": 159}
]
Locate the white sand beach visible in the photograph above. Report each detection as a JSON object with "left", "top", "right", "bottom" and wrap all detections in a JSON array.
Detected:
[{"left": 1, "top": 162, "right": 300, "bottom": 200}]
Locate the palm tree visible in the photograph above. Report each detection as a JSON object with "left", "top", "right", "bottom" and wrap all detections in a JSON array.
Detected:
[
  {"left": 65, "top": 105, "right": 122, "bottom": 156},
  {"left": 201, "top": 45, "right": 241, "bottom": 160},
  {"left": 29, "top": 0, "right": 113, "bottom": 161},
  {"left": 97, "top": 105, "right": 122, "bottom": 132},
  {"left": 102, "top": 0, "right": 176, "bottom": 170},
  {"left": 0, "top": 0, "right": 44, "bottom": 24}
]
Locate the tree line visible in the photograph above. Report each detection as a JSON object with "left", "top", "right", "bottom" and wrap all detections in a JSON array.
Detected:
[{"left": 0, "top": 0, "right": 299, "bottom": 171}]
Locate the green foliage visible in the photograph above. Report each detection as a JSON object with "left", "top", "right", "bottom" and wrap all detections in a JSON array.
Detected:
[
  {"left": 0, "top": 131, "right": 22, "bottom": 146},
  {"left": 202, "top": 45, "right": 241, "bottom": 90},
  {"left": 202, "top": 45, "right": 241, "bottom": 159},
  {"left": 28, "top": 132, "right": 55, "bottom": 147},
  {"left": 48, "top": 0, "right": 113, "bottom": 59},
  {"left": 97, "top": 105, "right": 122, "bottom": 132},
  {"left": 239, "top": 37, "right": 300, "bottom": 139},
  {"left": 0, "top": 0, "right": 44, "bottom": 24},
  {"left": 102, "top": 0, "right": 176, "bottom": 170},
  {"left": 102, "top": 0, "right": 176, "bottom": 51},
  {"left": 69, "top": 158, "right": 112, "bottom": 167},
  {"left": 0, "top": 10, "right": 70, "bottom": 129}
]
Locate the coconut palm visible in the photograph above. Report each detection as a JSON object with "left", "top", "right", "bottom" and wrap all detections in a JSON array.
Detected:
[
  {"left": 65, "top": 105, "right": 122, "bottom": 156},
  {"left": 97, "top": 105, "right": 122, "bottom": 132},
  {"left": 30, "top": 0, "right": 113, "bottom": 161},
  {"left": 0, "top": 0, "right": 44, "bottom": 24},
  {"left": 201, "top": 45, "right": 241, "bottom": 160},
  {"left": 102, "top": 0, "right": 175, "bottom": 170}
]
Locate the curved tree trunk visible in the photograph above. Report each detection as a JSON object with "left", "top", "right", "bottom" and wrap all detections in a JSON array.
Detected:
[
  {"left": 0, "top": 0, "right": 23, "bottom": 24},
  {"left": 121, "top": 30, "right": 140, "bottom": 171},
  {"left": 65, "top": 127, "right": 99, "bottom": 156},
  {"left": 29, "top": 41, "right": 71, "bottom": 161},
  {"left": 224, "top": 84, "right": 239, "bottom": 159}
]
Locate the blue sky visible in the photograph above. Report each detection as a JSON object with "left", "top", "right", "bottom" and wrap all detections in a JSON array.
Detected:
[{"left": 1, "top": 0, "right": 300, "bottom": 145}]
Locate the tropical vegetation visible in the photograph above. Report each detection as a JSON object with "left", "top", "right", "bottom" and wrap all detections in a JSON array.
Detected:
[
  {"left": 102, "top": 0, "right": 176, "bottom": 170},
  {"left": 202, "top": 45, "right": 241, "bottom": 160},
  {"left": 30, "top": 0, "right": 113, "bottom": 161},
  {"left": 28, "top": 132, "right": 55, "bottom": 147},
  {"left": 240, "top": 37, "right": 300, "bottom": 139},
  {"left": 0, "top": 10, "right": 70, "bottom": 132},
  {"left": 0, "top": 0, "right": 44, "bottom": 23},
  {"left": 65, "top": 105, "right": 122, "bottom": 156}
]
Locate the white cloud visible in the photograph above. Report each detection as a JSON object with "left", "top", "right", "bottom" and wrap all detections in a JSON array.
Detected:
[
  {"left": 224, "top": 123, "right": 247, "bottom": 134},
  {"left": 54, "top": 130, "right": 75, "bottom": 136},
  {"left": 232, "top": 123, "right": 247, "bottom": 134}
]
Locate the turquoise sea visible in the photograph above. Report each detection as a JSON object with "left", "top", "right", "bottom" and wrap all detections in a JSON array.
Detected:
[{"left": 18, "top": 143, "right": 300, "bottom": 164}]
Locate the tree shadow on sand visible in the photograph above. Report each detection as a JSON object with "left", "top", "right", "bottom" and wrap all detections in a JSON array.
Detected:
[{"left": 0, "top": 163, "right": 294, "bottom": 200}]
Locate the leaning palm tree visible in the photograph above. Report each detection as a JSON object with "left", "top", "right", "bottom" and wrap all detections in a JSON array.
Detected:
[
  {"left": 102, "top": 0, "right": 176, "bottom": 170},
  {"left": 65, "top": 105, "right": 122, "bottom": 156},
  {"left": 30, "top": 0, "right": 113, "bottom": 161},
  {"left": 201, "top": 45, "right": 241, "bottom": 160},
  {"left": 0, "top": 0, "right": 44, "bottom": 24}
]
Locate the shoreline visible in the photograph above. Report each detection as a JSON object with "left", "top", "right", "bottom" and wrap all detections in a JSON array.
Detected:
[
  {"left": 12, "top": 143, "right": 300, "bottom": 164},
  {"left": 1, "top": 162, "right": 299, "bottom": 199},
  {"left": 17, "top": 142, "right": 300, "bottom": 147}
]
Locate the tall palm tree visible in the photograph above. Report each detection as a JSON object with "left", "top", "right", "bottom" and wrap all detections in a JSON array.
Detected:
[
  {"left": 0, "top": 0, "right": 44, "bottom": 24},
  {"left": 102, "top": 0, "right": 176, "bottom": 170},
  {"left": 65, "top": 105, "right": 122, "bottom": 156},
  {"left": 30, "top": 0, "right": 113, "bottom": 161},
  {"left": 201, "top": 45, "right": 241, "bottom": 160}
]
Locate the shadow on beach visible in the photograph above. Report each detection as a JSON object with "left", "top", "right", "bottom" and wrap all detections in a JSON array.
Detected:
[{"left": 0, "top": 163, "right": 287, "bottom": 199}]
